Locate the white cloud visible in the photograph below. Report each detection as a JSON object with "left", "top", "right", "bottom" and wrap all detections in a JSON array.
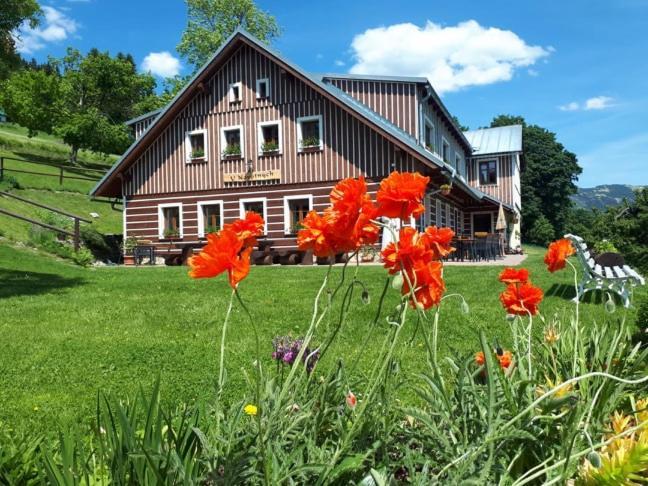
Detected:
[
  {"left": 141, "top": 51, "right": 181, "bottom": 78},
  {"left": 559, "top": 96, "right": 615, "bottom": 112},
  {"left": 584, "top": 96, "right": 615, "bottom": 110},
  {"left": 334, "top": 59, "right": 345, "bottom": 67},
  {"left": 14, "top": 6, "right": 79, "bottom": 54},
  {"left": 348, "top": 20, "right": 550, "bottom": 93}
]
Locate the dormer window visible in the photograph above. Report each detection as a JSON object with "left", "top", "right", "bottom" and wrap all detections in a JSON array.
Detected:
[
  {"left": 185, "top": 129, "right": 208, "bottom": 163},
  {"left": 297, "top": 115, "right": 323, "bottom": 152},
  {"left": 442, "top": 138, "right": 450, "bottom": 163},
  {"left": 256, "top": 78, "right": 270, "bottom": 99},
  {"left": 221, "top": 125, "right": 244, "bottom": 159},
  {"left": 229, "top": 82, "right": 242, "bottom": 103},
  {"left": 479, "top": 160, "right": 498, "bottom": 185},
  {"left": 422, "top": 117, "right": 435, "bottom": 153}
]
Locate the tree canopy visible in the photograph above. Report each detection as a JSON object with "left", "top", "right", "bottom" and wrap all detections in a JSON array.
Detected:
[
  {"left": 177, "top": 0, "right": 280, "bottom": 69},
  {"left": 1, "top": 47, "right": 158, "bottom": 162},
  {"left": 490, "top": 115, "right": 582, "bottom": 243},
  {"left": 0, "top": 0, "right": 41, "bottom": 78}
]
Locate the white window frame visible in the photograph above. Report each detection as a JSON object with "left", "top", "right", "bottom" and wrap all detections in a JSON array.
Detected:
[
  {"left": 477, "top": 158, "right": 498, "bottom": 187},
  {"left": 455, "top": 153, "right": 462, "bottom": 173},
  {"left": 296, "top": 115, "right": 323, "bottom": 152},
  {"left": 239, "top": 197, "right": 267, "bottom": 234},
  {"left": 421, "top": 115, "right": 436, "bottom": 153},
  {"left": 283, "top": 194, "right": 313, "bottom": 235},
  {"left": 184, "top": 128, "right": 208, "bottom": 163},
  {"left": 441, "top": 137, "right": 451, "bottom": 163},
  {"left": 256, "top": 78, "right": 270, "bottom": 99},
  {"left": 197, "top": 200, "right": 224, "bottom": 238},
  {"left": 158, "top": 203, "right": 183, "bottom": 239},
  {"left": 229, "top": 81, "right": 242, "bottom": 103},
  {"left": 257, "top": 120, "right": 283, "bottom": 155},
  {"left": 220, "top": 124, "right": 245, "bottom": 159}
]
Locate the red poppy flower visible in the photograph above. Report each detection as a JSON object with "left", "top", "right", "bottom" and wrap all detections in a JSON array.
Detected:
[
  {"left": 225, "top": 211, "right": 265, "bottom": 247},
  {"left": 376, "top": 171, "right": 430, "bottom": 220},
  {"left": 499, "top": 282, "right": 544, "bottom": 316},
  {"left": 475, "top": 349, "right": 513, "bottom": 369},
  {"left": 381, "top": 226, "right": 433, "bottom": 275},
  {"left": 297, "top": 210, "right": 334, "bottom": 257},
  {"left": 423, "top": 226, "right": 456, "bottom": 260},
  {"left": 188, "top": 229, "right": 252, "bottom": 288},
  {"left": 346, "top": 390, "right": 357, "bottom": 409},
  {"left": 498, "top": 268, "right": 530, "bottom": 285},
  {"left": 544, "top": 238, "right": 576, "bottom": 273},
  {"left": 402, "top": 260, "right": 445, "bottom": 309}
]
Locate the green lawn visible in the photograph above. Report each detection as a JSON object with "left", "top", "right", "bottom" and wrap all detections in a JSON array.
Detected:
[{"left": 0, "top": 242, "right": 643, "bottom": 434}]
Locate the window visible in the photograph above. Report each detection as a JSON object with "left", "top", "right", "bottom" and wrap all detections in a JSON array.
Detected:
[
  {"left": 256, "top": 78, "right": 270, "bottom": 99},
  {"left": 478, "top": 160, "right": 497, "bottom": 185},
  {"left": 220, "top": 125, "right": 244, "bottom": 159},
  {"left": 455, "top": 153, "right": 462, "bottom": 173},
  {"left": 197, "top": 200, "right": 224, "bottom": 237},
  {"left": 258, "top": 120, "right": 282, "bottom": 155},
  {"left": 283, "top": 195, "right": 312, "bottom": 235},
  {"left": 240, "top": 198, "right": 267, "bottom": 233},
  {"left": 442, "top": 138, "right": 450, "bottom": 163},
  {"left": 473, "top": 213, "right": 492, "bottom": 233},
  {"left": 185, "top": 129, "right": 208, "bottom": 163},
  {"left": 297, "top": 115, "right": 323, "bottom": 151},
  {"left": 422, "top": 117, "right": 435, "bottom": 152},
  {"left": 158, "top": 203, "right": 182, "bottom": 239},
  {"left": 229, "top": 82, "right": 242, "bottom": 103}
]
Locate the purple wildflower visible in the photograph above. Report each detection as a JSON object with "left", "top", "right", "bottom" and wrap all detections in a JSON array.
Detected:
[{"left": 271, "top": 335, "right": 319, "bottom": 373}]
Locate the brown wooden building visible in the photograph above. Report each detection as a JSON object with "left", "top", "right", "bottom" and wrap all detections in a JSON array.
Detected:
[{"left": 91, "top": 29, "right": 522, "bottom": 259}]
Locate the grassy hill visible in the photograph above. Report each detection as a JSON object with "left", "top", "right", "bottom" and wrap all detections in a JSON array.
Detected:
[{"left": 0, "top": 123, "right": 123, "bottom": 257}]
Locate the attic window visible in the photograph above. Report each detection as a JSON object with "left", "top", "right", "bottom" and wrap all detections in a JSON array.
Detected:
[
  {"left": 479, "top": 160, "right": 498, "bottom": 185},
  {"left": 297, "top": 115, "right": 323, "bottom": 152},
  {"left": 229, "top": 82, "right": 242, "bottom": 103},
  {"left": 423, "top": 117, "right": 435, "bottom": 152},
  {"left": 185, "top": 129, "right": 207, "bottom": 162},
  {"left": 442, "top": 138, "right": 450, "bottom": 163},
  {"left": 256, "top": 78, "right": 270, "bottom": 99},
  {"left": 258, "top": 120, "right": 281, "bottom": 155},
  {"left": 221, "top": 125, "right": 244, "bottom": 159}
]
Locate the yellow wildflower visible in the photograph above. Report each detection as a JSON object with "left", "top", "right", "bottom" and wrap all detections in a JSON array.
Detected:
[
  {"left": 244, "top": 404, "right": 258, "bottom": 416},
  {"left": 543, "top": 325, "right": 560, "bottom": 345}
]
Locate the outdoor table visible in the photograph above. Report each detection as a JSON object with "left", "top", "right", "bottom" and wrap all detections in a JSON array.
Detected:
[{"left": 133, "top": 245, "right": 156, "bottom": 265}]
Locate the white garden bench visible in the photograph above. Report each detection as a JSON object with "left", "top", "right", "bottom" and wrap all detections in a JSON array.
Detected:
[{"left": 565, "top": 234, "right": 645, "bottom": 308}]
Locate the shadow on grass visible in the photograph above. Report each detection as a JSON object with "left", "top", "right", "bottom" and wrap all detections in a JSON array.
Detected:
[
  {"left": 13, "top": 151, "right": 109, "bottom": 172},
  {"left": 546, "top": 283, "right": 622, "bottom": 306},
  {"left": 545, "top": 283, "right": 577, "bottom": 300},
  {"left": 0, "top": 268, "right": 84, "bottom": 299}
]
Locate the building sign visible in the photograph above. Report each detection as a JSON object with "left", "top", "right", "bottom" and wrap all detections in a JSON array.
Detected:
[{"left": 223, "top": 169, "right": 281, "bottom": 183}]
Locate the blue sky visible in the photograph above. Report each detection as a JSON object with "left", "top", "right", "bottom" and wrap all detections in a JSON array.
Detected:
[{"left": 14, "top": 0, "right": 648, "bottom": 188}]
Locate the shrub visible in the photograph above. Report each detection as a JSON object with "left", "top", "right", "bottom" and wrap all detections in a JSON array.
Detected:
[
  {"left": 593, "top": 239, "right": 618, "bottom": 254},
  {"left": 80, "top": 225, "right": 111, "bottom": 260},
  {"left": 72, "top": 248, "right": 94, "bottom": 267},
  {"left": 0, "top": 174, "right": 21, "bottom": 190},
  {"left": 529, "top": 214, "right": 555, "bottom": 245}
]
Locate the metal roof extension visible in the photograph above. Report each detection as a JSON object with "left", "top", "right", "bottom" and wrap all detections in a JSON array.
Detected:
[{"left": 463, "top": 125, "right": 523, "bottom": 155}]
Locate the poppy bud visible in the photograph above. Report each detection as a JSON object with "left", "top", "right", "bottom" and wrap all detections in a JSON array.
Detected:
[
  {"left": 587, "top": 451, "right": 602, "bottom": 468},
  {"left": 460, "top": 300, "right": 470, "bottom": 314},
  {"left": 604, "top": 296, "right": 616, "bottom": 314},
  {"left": 391, "top": 273, "right": 404, "bottom": 290},
  {"left": 346, "top": 391, "right": 357, "bottom": 409}
]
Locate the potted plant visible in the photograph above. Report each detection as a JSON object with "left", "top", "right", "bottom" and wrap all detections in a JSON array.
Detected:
[
  {"left": 123, "top": 236, "right": 138, "bottom": 265},
  {"left": 222, "top": 143, "right": 242, "bottom": 159},
  {"left": 440, "top": 183, "right": 452, "bottom": 196},
  {"left": 163, "top": 228, "right": 181, "bottom": 240},
  {"left": 204, "top": 225, "right": 220, "bottom": 236},
  {"left": 261, "top": 139, "right": 279, "bottom": 154},
  {"left": 300, "top": 136, "right": 320, "bottom": 152},
  {"left": 191, "top": 148, "right": 205, "bottom": 160}
]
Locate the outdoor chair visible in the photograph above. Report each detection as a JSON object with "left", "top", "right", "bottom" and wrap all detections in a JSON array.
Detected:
[{"left": 565, "top": 234, "right": 645, "bottom": 308}]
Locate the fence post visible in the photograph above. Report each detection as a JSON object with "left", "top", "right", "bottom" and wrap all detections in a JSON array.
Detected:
[
  {"left": 0, "top": 157, "right": 3, "bottom": 180},
  {"left": 74, "top": 218, "right": 80, "bottom": 252},
  {"left": 59, "top": 166, "right": 64, "bottom": 185}
]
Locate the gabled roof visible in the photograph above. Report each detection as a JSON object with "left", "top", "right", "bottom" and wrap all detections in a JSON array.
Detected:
[
  {"left": 92, "top": 28, "right": 495, "bottom": 207},
  {"left": 125, "top": 108, "right": 162, "bottom": 126},
  {"left": 463, "top": 125, "right": 523, "bottom": 155}
]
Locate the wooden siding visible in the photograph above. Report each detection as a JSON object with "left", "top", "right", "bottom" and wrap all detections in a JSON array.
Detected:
[
  {"left": 466, "top": 154, "right": 515, "bottom": 207},
  {"left": 123, "top": 44, "right": 426, "bottom": 197},
  {"left": 327, "top": 78, "right": 418, "bottom": 136}
]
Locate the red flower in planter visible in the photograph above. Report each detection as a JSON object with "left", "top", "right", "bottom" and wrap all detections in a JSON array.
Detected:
[
  {"left": 188, "top": 228, "right": 252, "bottom": 288},
  {"left": 423, "top": 226, "right": 456, "bottom": 260},
  {"left": 499, "top": 282, "right": 544, "bottom": 316},
  {"left": 544, "top": 238, "right": 575, "bottom": 273},
  {"left": 376, "top": 171, "right": 430, "bottom": 220},
  {"left": 224, "top": 211, "right": 265, "bottom": 248},
  {"left": 498, "top": 268, "right": 530, "bottom": 285}
]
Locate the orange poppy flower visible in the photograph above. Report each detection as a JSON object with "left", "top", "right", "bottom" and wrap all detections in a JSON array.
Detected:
[
  {"left": 381, "top": 226, "right": 433, "bottom": 275},
  {"left": 498, "top": 268, "right": 530, "bottom": 285},
  {"left": 499, "top": 282, "right": 544, "bottom": 316},
  {"left": 423, "top": 226, "right": 456, "bottom": 259},
  {"left": 402, "top": 260, "right": 445, "bottom": 309},
  {"left": 188, "top": 228, "right": 252, "bottom": 288},
  {"left": 475, "top": 349, "right": 513, "bottom": 369},
  {"left": 225, "top": 211, "right": 265, "bottom": 247},
  {"left": 376, "top": 171, "right": 430, "bottom": 220},
  {"left": 297, "top": 210, "right": 334, "bottom": 257},
  {"left": 346, "top": 390, "right": 357, "bottom": 409},
  {"left": 544, "top": 238, "right": 576, "bottom": 273}
]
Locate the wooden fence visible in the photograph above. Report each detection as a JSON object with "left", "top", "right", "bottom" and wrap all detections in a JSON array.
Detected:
[
  {"left": 0, "top": 190, "right": 91, "bottom": 251},
  {"left": 0, "top": 156, "right": 107, "bottom": 185}
]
